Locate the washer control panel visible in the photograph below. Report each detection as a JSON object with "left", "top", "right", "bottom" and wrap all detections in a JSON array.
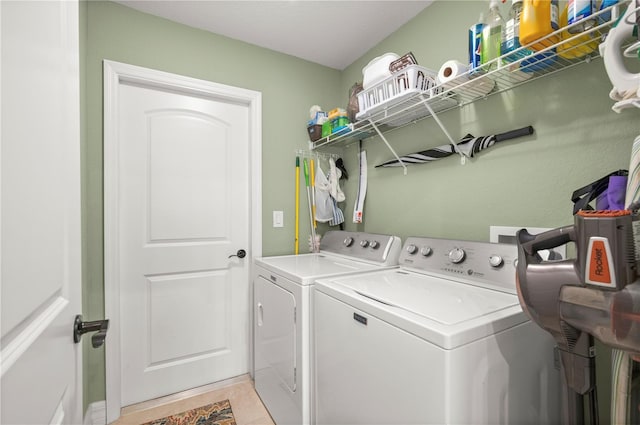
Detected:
[
  {"left": 321, "top": 231, "right": 402, "bottom": 266},
  {"left": 399, "top": 236, "right": 519, "bottom": 293}
]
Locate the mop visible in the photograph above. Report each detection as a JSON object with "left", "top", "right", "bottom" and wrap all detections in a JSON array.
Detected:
[
  {"left": 310, "top": 158, "right": 317, "bottom": 229},
  {"left": 310, "top": 158, "right": 321, "bottom": 251},
  {"left": 303, "top": 159, "right": 318, "bottom": 252},
  {"left": 295, "top": 156, "right": 300, "bottom": 255}
]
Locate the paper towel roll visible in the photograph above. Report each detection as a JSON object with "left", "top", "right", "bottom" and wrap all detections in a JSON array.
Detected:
[
  {"left": 437, "top": 59, "right": 495, "bottom": 99},
  {"left": 437, "top": 60, "right": 470, "bottom": 89}
]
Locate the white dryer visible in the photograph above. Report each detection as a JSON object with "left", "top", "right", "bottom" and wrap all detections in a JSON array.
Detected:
[
  {"left": 253, "top": 231, "right": 401, "bottom": 425},
  {"left": 314, "top": 236, "right": 561, "bottom": 425}
]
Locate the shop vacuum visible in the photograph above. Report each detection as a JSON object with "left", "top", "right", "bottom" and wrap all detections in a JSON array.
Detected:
[{"left": 516, "top": 210, "right": 640, "bottom": 424}]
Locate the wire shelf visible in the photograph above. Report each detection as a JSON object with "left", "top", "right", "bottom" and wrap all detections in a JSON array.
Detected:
[{"left": 309, "top": 1, "right": 630, "bottom": 151}]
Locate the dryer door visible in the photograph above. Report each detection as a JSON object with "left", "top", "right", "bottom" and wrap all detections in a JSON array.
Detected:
[{"left": 255, "top": 275, "right": 296, "bottom": 392}]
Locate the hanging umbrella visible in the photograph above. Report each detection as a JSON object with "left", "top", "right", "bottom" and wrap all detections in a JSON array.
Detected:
[{"left": 376, "top": 126, "right": 534, "bottom": 168}]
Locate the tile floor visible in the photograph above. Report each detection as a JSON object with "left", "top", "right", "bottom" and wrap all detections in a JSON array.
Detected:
[{"left": 110, "top": 374, "right": 275, "bottom": 425}]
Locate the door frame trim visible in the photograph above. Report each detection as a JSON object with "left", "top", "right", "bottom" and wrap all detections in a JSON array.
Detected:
[{"left": 103, "top": 60, "right": 262, "bottom": 423}]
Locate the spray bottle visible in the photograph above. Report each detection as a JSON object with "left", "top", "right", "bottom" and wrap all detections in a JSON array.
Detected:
[
  {"left": 481, "top": 0, "right": 505, "bottom": 71},
  {"left": 520, "top": 0, "right": 559, "bottom": 51}
]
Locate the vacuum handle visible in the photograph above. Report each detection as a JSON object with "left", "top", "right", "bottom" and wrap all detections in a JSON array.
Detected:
[{"left": 517, "top": 225, "right": 576, "bottom": 257}]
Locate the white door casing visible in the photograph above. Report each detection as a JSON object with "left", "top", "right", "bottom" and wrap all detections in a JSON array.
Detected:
[
  {"left": 1, "top": 1, "right": 82, "bottom": 424},
  {"left": 104, "top": 61, "right": 262, "bottom": 422}
]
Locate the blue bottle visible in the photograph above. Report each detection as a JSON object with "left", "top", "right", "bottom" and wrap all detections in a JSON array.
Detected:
[
  {"left": 598, "top": 0, "right": 619, "bottom": 23},
  {"left": 469, "top": 13, "right": 485, "bottom": 74},
  {"left": 568, "top": 0, "right": 596, "bottom": 33},
  {"left": 502, "top": 0, "right": 525, "bottom": 62}
]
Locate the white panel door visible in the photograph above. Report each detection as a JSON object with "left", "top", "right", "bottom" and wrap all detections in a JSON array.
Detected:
[
  {"left": 1, "top": 1, "right": 82, "bottom": 424},
  {"left": 117, "top": 78, "right": 251, "bottom": 406}
]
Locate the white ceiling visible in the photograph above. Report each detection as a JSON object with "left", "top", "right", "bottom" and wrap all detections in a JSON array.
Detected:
[{"left": 113, "top": 0, "right": 433, "bottom": 70}]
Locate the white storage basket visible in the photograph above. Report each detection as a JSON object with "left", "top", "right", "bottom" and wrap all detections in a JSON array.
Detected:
[{"left": 356, "top": 65, "right": 443, "bottom": 121}]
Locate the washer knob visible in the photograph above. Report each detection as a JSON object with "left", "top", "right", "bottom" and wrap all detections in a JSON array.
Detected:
[
  {"left": 489, "top": 255, "right": 504, "bottom": 268},
  {"left": 406, "top": 244, "right": 418, "bottom": 254},
  {"left": 360, "top": 240, "right": 370, "bottom": 248},
  {"left": 448, "top": 248, "right": 466, "bottom": 264},
  {"left": 420, "top": 246, "right": 433, "bottom": 257},
  {"left": 370, "top": 241, "right": 380, "bottom": 249},
  {"left": 343, "top": 237, "right": 354, "bottom": 247}
]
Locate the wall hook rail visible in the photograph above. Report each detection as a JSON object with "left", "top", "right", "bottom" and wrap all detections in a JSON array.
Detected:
[{"left": 295, "top": 149, "right": 339, "bottom": 161}]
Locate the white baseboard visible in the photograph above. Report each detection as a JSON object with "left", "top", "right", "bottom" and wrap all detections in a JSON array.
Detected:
[{"left": 84, "top": 401, "right": 106, "bottom": 425}]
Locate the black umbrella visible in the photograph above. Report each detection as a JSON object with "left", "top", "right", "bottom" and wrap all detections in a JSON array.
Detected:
[{"left": 376, "top": 126, "right": 534, "bottom": 168}]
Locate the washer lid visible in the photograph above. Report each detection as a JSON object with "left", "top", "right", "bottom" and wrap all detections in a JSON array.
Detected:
[
  {"left": 255, "top": 253, "right": 387, "bottom": 285},
  {"left": 345, "top": 271, "right": 518, "bottom": 325},
  {"left": 316, "top": 269, "right": 527, "bottom": 349}
]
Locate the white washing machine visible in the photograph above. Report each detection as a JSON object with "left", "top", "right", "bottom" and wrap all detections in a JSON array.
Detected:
[
  {"left": 314, "top": 236, "right": 561, "bottom": 425},
  {"left": 253, "top": 231, "right": 402, "bottom": 425}
]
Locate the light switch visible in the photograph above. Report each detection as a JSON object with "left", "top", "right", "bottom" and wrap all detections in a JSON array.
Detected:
[{"left": 273, "top": 211, "right": 284, "bottom": 228}]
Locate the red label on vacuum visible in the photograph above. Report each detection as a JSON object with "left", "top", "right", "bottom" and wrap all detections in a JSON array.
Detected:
[{"left": 588, "top": 239, "right": 612, "bottom": 285}]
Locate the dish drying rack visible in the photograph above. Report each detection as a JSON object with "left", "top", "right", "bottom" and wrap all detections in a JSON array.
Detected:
[{"left": 310, "top": 1, "right": 632, "bottom": 174}]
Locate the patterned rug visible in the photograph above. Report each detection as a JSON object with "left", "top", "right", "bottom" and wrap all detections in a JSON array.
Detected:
[{"left": 141, "top": 399, "right": 236, "bottom": 425}]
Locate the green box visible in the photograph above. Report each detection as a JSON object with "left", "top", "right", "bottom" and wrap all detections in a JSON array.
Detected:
[
  {"left": 321, "top": 121, "right": 332, "bottom": 137},
  {"left": 331, "top": 116, "right": 349, "bottom": 133}
]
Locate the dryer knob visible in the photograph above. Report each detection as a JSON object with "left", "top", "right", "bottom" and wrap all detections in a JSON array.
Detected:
[
  {"left": 370, "top": 241, "right": 380, "bottom": 249},
  {"left": 360, "top": 240, "right": 370, "bottom": 248},
  {"left": 406, "top": 244, "right": 418, "bottom": 255},
  {"left": 448, "top": 248, "right": 466, "bottom": 264},
  {"left": 344, "top": 237, "right": 354, "bottom": 247},
  {"left": 420, "top": 246, "right": 433, "bottom": 257},
  {"left": 489, "top": 255, "right": 504, "bottom": 268}
]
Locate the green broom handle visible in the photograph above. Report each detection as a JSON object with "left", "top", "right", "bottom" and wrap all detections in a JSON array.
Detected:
[{"left": 303, "top": 158, "right": 310, "bottom": 186}]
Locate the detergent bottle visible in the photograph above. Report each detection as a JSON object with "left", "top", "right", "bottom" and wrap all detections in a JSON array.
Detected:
[
  {"left": 520, "top": 0, "right": 559, "bottom": 51},
  {"left": 502, "top": 0, "right": 555, "bottom": 73},
  {"left": 502, "top": 0, "right": 555, "bottom": 71},
  {"left": 481, "top": 0, "right": 505, "bottom": 71},
  {"left": 558, "top": 3, "right": 598, "bottom": 59}
]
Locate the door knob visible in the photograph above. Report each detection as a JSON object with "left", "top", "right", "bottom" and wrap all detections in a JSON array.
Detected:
[
  {"left": 228, "top": 249, "right": 247, "bottom": 259},
  {"left": 73, "top": 314, "right": 109, "bottom": 348}
]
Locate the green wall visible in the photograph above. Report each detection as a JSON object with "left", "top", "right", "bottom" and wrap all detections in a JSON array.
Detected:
[
  {"left": 82, "top": 1, "right": 639, "bottom": 422},
  {"left": 82, "top": 0, "right": 342, "bottom": 409},
  {"left": 337, "top": 2, "right": 637, "bottom": 423},
  {"left": 338, "top": 1, "right": 636, "bottom": 241}
]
